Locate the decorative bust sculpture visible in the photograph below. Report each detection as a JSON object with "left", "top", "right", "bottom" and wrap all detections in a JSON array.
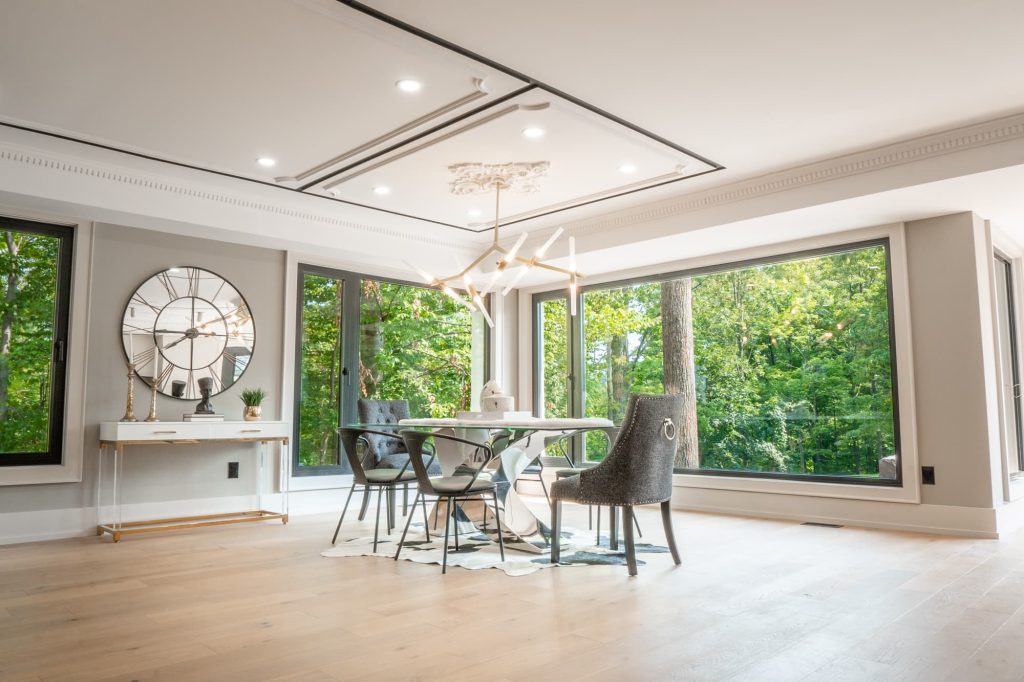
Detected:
[
  {"left": 195, "top": 377, "right": 215, "bottom": 414},
  {"left": 480, "top": 379, "right": 514, "bottom": 413}
]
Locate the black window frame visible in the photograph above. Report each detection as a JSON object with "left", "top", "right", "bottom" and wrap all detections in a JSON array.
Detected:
[
  {"left": 532, "top": 237, "right": 904, "bottom": 487},
  {"left": 0, "top": 216, "right": 74, "bottom": 468},
  {"left": 292, "top": 264, "right": 490, "bottom": 476}
]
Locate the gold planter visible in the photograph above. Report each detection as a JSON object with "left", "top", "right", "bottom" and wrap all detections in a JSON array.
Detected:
[{"left": 243, "top": 405, "right": 262, "bottom": 422}]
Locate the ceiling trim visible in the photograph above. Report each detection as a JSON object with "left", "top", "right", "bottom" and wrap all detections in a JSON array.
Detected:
[
  {"left": 0, "top": 119, "right": 477, "bottom": 233},
  {"left": 276, "top": 78, "right": 490, "bottom": 184},
  {"left": 557, "top": 111, "right": 1024, "bottom": 240},
  {"left": 0, "top": 140, "right": 473, "bottom": 249},
  {"left": 337, "top": 0, "right": 723, "bottom": 170},
  {"left": 295, "top": 84, "right": 537, "bottom": 191},
  {"left": 321, "top": 102, "right": 550, "bottom": 190}
]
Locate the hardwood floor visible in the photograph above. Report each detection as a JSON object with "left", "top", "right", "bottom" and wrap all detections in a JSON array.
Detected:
[{"left": 3, "top": 500, "right": 1024, "bottom": 681}]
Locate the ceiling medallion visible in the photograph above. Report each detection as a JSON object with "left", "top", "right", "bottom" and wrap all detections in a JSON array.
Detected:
[{"left": 406, "top": 162, "right": 581, "bottom": 326}]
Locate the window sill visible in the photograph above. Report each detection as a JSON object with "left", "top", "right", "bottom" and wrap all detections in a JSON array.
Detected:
[
  {"left": 673, "top": 471, "right": 920, "bottom": 503},
  {"left": 287, "top": 473, "right": 352, "bottom": 492},
  {"left": 0, "top": 462, "right": 82, "bottom": 486}
]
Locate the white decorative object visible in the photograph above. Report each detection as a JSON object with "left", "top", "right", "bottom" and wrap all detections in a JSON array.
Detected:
[
  {"left": 448, "top": 161, "right": 549, "bottom": 195},
  {"left": 479, "top": 379, "right": 515, "bottom": 413}
]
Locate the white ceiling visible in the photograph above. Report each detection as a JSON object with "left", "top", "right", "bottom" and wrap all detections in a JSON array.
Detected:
[
  {"left": 369, "top": 0, "right": 1024, "bottom": 185},
  {"left": 0, "top": 0, "right": 1023, "bottom": 270}
]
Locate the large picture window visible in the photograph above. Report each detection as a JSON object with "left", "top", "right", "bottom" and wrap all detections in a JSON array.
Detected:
[
  {"left": 0, "top": 217, "right": 74, "bottom": 467},
  {"left": 535, "top": 240, "right": 901, "bottom": 485},
  {"left": 294, "top": 266, "right": 487, "bottom": 475}
]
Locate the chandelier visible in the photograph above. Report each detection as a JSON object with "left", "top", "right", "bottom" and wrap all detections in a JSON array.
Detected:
[{"left": 405, "top": 162, "right": 580, "bottom": 328}]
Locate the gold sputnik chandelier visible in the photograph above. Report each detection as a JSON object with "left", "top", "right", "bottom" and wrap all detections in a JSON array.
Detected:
[{"left": 405, "top": 162, "right": 581, "bottom": 328}]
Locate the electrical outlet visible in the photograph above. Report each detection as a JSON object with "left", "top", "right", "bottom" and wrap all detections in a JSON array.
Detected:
[
  {"left": 228, "top": 461, "right": 239, "bottom": 479},
  {"left": 921, "top": 466, "right": 935, "bottom": 485}
]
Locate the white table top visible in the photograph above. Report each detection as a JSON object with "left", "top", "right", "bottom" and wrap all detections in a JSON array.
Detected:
[{"left": 397, "top": 417, "right": 614, "bottom": 430}]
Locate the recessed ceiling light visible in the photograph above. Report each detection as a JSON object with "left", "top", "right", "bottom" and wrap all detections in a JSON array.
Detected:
[
  {"left": 522, "top": 127, "right": 545, "bottom": 139},
  {"left": 373, "top": 185, "right": 391, "bottom": 196},
  {"left": 256, "top": 157, "right": 276, "bottom": 168},
  {"left": 396, "top": 79, "right": 422, "bottom": 93},
  {"left": 467, "top": 208, "right": 482, "bottom": 217},
  {"left": 618, "top": 163, "right": 637, "bottom": 174}
]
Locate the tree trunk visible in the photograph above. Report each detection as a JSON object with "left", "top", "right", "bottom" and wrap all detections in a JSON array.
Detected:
[
  {"left": 610, "top": 333, "right": 629, "bottom": 424},
  {"left": 662, "top": 278, "right": 699, "bottom": 469},
  {"left": 0, "top": 232, "right": 20, "bottom": 422},
  {"left": 357, "top": 282, "right": 383, "bottom": 399}
]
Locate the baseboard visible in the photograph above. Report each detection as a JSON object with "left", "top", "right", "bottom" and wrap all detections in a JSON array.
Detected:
[
  {"left": 672, "top": 487, "right": 999, "bottom": 538},
  {"left": 0, "top": 487, "right": 358, "bottom": 546}
]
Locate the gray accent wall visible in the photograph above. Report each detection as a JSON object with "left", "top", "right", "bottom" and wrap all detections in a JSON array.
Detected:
[{"left": 0, "top": 223, "right": 286, "bottom": 514}]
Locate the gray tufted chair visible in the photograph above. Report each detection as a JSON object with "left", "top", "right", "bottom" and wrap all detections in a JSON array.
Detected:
[
  {"left": 550, "top": 393, "right": 684, "bottom": 576},
  {"left": 354, "top": 399, "right": 440, "bottom": 520}
]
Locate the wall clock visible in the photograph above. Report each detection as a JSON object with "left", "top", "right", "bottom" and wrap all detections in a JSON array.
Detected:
[{"left": 121, "top": 266, "right": 255, "bottom": 400}]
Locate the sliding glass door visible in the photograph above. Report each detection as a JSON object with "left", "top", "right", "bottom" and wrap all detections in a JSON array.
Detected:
[
  {"left": 994, "top": 254, "right": 1024, "bottom": 476},
  {"left": 294, "top": 266, "right": 488, "bottom": 476}
]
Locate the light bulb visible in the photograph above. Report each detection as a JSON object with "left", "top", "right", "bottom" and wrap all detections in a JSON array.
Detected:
[{"left": 535, "top": 227, "right": 563, "bottom": 259}]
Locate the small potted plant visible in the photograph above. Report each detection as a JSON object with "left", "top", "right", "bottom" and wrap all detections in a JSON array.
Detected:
[{"left": 240, "top": 388, "right": 266, "bottom": 422}]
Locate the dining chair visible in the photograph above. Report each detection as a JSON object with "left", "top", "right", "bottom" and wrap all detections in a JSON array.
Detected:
[
  {"left": 355, "top": 399, "right": 440, "bottom": 520},
  {"left": 550, "top": 393, "right": 684, "bottom": 576},
  {"left": 396, "top": 429, "right": 505, "bottom": 574},
  {"left": 334, "top": 428, "right": 430, "bottom": 552}
]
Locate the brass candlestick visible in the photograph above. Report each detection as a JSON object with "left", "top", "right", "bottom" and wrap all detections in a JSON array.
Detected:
[
  {"left": 145, "top": 365, "right": 172, "bottom": 422},
  {"left": 144, "top": 382, "right": 159, "bottom": 422},
  {"left": 120, "top": 362, "right": 138, "bottom": 422}
]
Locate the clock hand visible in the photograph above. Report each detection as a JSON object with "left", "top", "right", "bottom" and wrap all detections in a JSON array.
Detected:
[{"left": 163, "top": 335, "right": 189, "bottom": 350}]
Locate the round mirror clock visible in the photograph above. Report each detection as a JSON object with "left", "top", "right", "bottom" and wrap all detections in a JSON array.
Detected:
[{"left": 121, "top": 267, "right": 255, "bottom": 399}]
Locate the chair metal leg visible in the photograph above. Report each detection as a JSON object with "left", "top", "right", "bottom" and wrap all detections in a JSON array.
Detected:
[
  {"left": 610, "top": 506, "right": 619, "bottom": 551},
  {"left": 634, "top": 512, "right": 643, "bottom": 538},
  {"left": 550, "top": 499, "right": 562, "bottom": 563},
  {"left": 372, "top": 486, "right": 383, "bottom": 553},
  {"left": 357, "top": 487, "right": 371, "bottom": 521},
  {"left": 453, "top": 501, "right": 461, "bottom": 551},
  {"left": 661, "top": 500, "right": 681, "bottom": 565},
  {"left": 623, "top": 505, "right": 638, "bottom": 576},
  {"left": 331, "top": 484, "right": 357, "bottom": 545},
  {"left": 538, "top": 472, "right": 551, "bottom": 507},
  {"left": 386, "top": 488, "right": 395, "bottom": 533},
  {"left": 442, "top": 497, "right": 452, "bottom": 574},
  {"left": 492, "top": 489, "right": 505, "bottom": 562},
  {"left": 403, "top": 483, "right": 408, "bottom": 515},
  {"left": 421, "top": 493, "right": 431, "bottom": 541},
  {"left": 595, "top": 506, "right": 600, "bottom": 546},
  {"left": 394, "top": 491, "right": 420, "bottom": 561}
]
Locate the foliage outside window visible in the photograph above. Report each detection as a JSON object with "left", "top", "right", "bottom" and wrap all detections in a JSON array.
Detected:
[
  {"left": 295, "top": 268, "right": 486, "bottom": 473},
  {"left": 359, "top": 279, "right": 485, "bottom": 417},
  {"left": 542, "top": 241, "right": 900, "bottom": 483},
  {"left": 0, "top": 218, "right": 73, "bottom": 467},
  {"left": 296, "top": 271, "right": 344, "bottom": 469},
  {"left": 536, "top": 297, "right": 569, "bottom": 418}
]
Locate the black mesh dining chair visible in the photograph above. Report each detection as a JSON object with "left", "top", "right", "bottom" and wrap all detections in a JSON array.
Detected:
[
  {"left": 395, "top": 429, "right": 505, "bottom": 574},
  {"left": 334, "top": 428, "right": 430, "bottom": 552},
  {"left": 550, "top": 393, "right": 684, "bottom": 576}
]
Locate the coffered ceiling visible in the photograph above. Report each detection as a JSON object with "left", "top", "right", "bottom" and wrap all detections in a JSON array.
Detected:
[
  {"left": 0, "top": 0, "right": 717, "bottom": 232},
  {"left": 1, "top": 0, "right": 1024, "bottom": 273}
]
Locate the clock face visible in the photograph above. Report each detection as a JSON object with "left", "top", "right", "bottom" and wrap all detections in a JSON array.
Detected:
[{"left": 121, "top": 267, "right": 255, "bottom": 400}]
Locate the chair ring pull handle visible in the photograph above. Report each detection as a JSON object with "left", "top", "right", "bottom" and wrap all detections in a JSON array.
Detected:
[{"left": 662, "top": 418, "right": 677, "bottom": 441}]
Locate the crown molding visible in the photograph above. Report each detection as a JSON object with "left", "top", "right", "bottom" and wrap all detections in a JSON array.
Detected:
[
  {"left": 0, "top": 140, "right": 476, "bottom": 250},
  {"left": 559, "top": 112, "right": 1024, "bottom": 239}
]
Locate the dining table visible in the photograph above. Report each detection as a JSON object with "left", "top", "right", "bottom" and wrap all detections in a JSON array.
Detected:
[{"left": 357, "top": 417, "right": 616, "bottom": 553}]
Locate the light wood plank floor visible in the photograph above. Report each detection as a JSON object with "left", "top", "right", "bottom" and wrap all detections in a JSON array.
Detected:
[{"left": 3, "top": 500, "right": 1024, "bottom": 682}]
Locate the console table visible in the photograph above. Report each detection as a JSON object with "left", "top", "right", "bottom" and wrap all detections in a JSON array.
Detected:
[{"left": 97, "top": 420, "right": 290, "bottom": 542}]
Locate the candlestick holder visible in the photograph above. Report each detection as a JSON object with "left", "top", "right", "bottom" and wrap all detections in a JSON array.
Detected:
[{"left": 120, "top": 362, "right": 138, "bottom": 422}]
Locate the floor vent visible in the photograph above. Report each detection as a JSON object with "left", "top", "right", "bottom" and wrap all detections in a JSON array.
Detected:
[{"left": 801, "top": 521, "right": 843, "bottom": 528}]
